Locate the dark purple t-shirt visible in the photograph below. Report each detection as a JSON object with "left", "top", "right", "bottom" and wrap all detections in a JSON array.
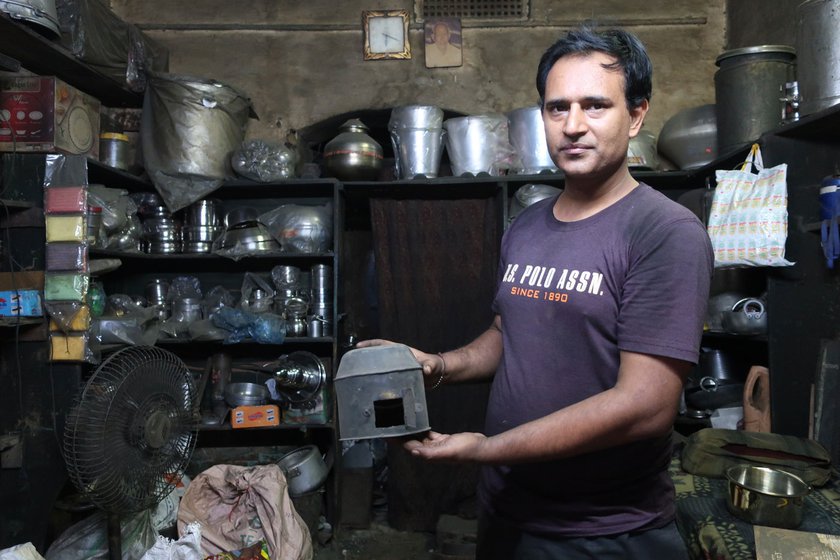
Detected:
[{"left": 480, "top": 183, "right": 713, "bottom": 537}]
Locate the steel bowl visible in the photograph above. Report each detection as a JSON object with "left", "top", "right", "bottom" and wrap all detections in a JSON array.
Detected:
[
  {"left": 726, "top": 465, "right": 810, "bottom": 528},
  {"left": 216, "top": 222, "right": 281, "bottom": 253},
  {"left": 224, "top": 382, "right": 269, "bottom": 407}
]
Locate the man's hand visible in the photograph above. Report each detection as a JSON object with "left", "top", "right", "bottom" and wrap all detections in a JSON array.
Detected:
[{"left": 403, "top": 431, "right": 487, "bottom": 462}]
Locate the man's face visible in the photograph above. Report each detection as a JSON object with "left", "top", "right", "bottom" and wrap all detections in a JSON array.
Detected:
[
  {"left": 542, "top": 52, "right": 648, "bottom": 183},
  {"left": 433, "top": 24, "right": 450, "bottom": 46}
]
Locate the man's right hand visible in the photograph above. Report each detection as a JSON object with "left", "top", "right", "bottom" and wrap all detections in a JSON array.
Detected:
[{"left": 355, "top": 338, "right": 445, "bottom": 388}]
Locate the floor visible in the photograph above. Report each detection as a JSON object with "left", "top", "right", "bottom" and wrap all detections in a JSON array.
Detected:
[{"left": 313, "top": 523, "right": 439, "bottom": 560}]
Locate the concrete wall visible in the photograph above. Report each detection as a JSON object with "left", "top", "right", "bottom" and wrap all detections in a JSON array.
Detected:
[
  {"left": 725, "top": 0, "right": 799, "bottom": 49},
  {"left": 110, "top": 0, "right": 726, "bottom": 148}
]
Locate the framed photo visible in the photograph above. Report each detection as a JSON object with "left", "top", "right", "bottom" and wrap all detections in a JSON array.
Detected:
[
  {"left": 362, "top": 10, "right": 411, "bottom": 60},
  {"left": 424, "top": 17, "right": 462, "bottom": 68}
]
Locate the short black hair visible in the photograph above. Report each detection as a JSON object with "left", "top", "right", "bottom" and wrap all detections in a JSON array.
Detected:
[{"left": 536, "top": 25, "right": 653, "bottom": 110}]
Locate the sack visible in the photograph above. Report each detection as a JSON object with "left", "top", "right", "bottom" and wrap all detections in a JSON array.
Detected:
[
  {"left": 681, "top": 428, "right": 833, "bottom": 486},
  {"left": 707, "top": 143, "right": 794, "bottom": 268},
  {"left": 177, "top": 464, "right": 312, "bottom": 560}
]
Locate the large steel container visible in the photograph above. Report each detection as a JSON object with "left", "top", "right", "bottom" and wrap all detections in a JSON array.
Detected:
[
  {"left": 714, "top": 45, "right": 796, "bottom": 154},
  {"left": 796, "top": 0, "right": 840, "bottom": 116}
]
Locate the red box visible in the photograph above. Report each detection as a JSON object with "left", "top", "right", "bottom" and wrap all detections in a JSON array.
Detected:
[{"left": 0, "top": 76, "right": 100, "bottom": 157}]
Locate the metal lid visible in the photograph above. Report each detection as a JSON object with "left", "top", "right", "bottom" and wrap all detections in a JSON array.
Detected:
[
  {"left": 335, "top": 344, "right": 421, "bottom": 380},
  {"left": 715, "top": 45, "right": 796, "bottom": 66}
]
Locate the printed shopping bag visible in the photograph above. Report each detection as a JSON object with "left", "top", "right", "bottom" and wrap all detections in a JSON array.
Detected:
[{"left": 707, "top": 143, "right": 794, "bottom": 268}]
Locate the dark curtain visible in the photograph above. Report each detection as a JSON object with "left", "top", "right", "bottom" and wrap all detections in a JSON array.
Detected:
[{"left": 370, "top": 195, "right": 500, "bottom": 530}]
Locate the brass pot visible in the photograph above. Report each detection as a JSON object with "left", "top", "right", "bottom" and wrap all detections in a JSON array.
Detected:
[{"left": 323, "top": 119, "right": 383, "bottom": 181}]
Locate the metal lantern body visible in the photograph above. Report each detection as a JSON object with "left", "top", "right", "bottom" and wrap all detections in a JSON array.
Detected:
[{"left": 335, "top": 344, "right": 430, "bottom": 441}]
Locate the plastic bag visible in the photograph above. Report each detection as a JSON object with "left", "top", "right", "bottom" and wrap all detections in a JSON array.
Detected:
[
  {"left": 45, "top": 510, "right": 157, "bottom": 560},
  {"left": 231, "top": 139, "right": 298, "bottom": 182},
  {"left": 140, "top": 522, "right": 201, "bottom": 560},
  {"left": 211, "top": 307, "right": 286, "bottom": 345},
  {"left": 707, "top": 144, "right": 794, "bottom": 268}
]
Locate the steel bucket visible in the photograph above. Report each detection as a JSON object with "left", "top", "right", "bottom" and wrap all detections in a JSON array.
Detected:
[
  {"left": 388, "top": 105, "right": 445, "bottom": 179},
  {"left": 443, "top": 114, "right": 513, "bottom": 176},
  {"left": 0, "top": 0, "right": 59, "bottom": 38},
  {"left": 796, "top": 0, "right": 840, "bottom": 116},
  {"left": 506, "top": 105, "right": 557, "bottom": 174}
]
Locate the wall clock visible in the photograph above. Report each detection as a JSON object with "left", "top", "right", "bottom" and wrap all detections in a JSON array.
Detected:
[{"left": 362, "top": 10, "right": 411, "bottom": 60}]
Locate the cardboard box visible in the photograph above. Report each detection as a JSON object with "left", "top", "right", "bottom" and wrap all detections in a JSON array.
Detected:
[
  {"left": 0, "top": 76, "right": 101, "bottom": 157},
  {"left": 231, "top": 405, "right": 280, "bottom": 429},
  {"left": 283, "top": 383, "right": 331, "bottom": 425}
]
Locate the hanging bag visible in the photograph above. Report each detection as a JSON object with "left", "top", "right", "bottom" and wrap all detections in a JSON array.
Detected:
[{"left": 707, "top": 143, "right": 794, "bottom": 268}]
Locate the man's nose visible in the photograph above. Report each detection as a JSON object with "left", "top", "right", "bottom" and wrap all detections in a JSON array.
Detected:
[{"left": 563, "top": 105, "right": 587, "bottom": 136}]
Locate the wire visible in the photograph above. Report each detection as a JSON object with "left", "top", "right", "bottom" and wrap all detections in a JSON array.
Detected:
[{"left": 0, "top": 109, "right": 31, "bottom": 426}]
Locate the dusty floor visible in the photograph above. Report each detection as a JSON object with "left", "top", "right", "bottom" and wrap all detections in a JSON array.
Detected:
[{"left": 313, "top": 523, "right": 439, "bottom": 560}]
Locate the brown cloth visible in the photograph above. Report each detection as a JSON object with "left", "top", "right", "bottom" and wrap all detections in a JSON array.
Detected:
[
  {"left": 681, "top": 428, "right": 833, "bottom": 487},
  {"left": 370, "top": 196, "right": 500, "bottom": 530}
]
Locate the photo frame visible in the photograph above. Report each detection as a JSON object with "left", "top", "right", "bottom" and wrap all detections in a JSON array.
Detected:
[{"left": 424, "top": 17, "right": 462, "bottom": 68}]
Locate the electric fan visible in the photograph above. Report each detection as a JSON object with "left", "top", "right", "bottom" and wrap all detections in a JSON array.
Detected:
[{"left": 62, "top": 346, "right": 199, "bottom": 560}]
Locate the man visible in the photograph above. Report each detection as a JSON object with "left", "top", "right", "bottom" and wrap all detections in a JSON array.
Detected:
[
  {"left": 425, "top": 20, "right": 462, "bottom": 68},
  {"left": 360, "top": 25, "right": 712, "bottom": 559}
]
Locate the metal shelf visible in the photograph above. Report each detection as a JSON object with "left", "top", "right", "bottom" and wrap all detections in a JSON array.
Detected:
[{"left": 0, "top": 13, "right": 142, "bottom": 107}]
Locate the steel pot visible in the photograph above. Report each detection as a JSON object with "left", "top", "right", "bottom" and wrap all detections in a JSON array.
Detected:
[
  {"left": 278, "top": 444, "right": 329, "bottom": 497},
  {"left": 726, "top": 465, "right": 810, "bottom": 528},
  {"left": 323, "top": 119, "right": 383, "bottom": 181}
]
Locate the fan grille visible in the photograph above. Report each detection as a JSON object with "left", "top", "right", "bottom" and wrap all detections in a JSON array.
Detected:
[{"left": 63, "top": 346, "right": 198, "bottom": 513}]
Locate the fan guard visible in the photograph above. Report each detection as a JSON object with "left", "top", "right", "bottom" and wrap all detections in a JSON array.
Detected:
[{"left": 63, "top": 346, "right": 198, "bottom": 514}]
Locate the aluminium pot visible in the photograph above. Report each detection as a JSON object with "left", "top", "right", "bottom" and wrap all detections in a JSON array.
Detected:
[
  {"left": 714, "top": 45, "right": 796, "bottom": 154},
  {"left": 278, "top": 444, "right": 329, "bottom": 497}
]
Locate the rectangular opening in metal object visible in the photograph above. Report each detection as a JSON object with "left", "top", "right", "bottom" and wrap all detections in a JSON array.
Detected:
[
  {"left": 374, "top": 398, "right": 406, "bottom": 428},
  {"left": 419, "top": 0, "right": 528, "bottom": 20}
]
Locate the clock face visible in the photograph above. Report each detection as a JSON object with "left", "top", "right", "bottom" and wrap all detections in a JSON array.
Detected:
[
  {"left": 369, "top": 16, "right": 405, "bottom": 54},
  {"left": 363, "top": 10, "right": 410, "bottom": 60}
]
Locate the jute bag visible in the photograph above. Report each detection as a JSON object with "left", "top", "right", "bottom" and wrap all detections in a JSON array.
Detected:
[{"left": 707, "top": 143, "right": 794, "bottom": 268}]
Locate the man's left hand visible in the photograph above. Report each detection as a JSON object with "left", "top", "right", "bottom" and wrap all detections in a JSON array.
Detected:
[{"left": 403, "top": 430, "right": 487, "bottom": 462}]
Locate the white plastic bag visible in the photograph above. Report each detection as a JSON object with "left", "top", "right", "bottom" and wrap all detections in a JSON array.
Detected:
[
  {"left": 707, "top": 143, "right": 794, "bottom": 268},
  {"left": 0, "top": 543, "right": 45, "bottom": 560},
  {"left": 45, "top": 511, "right": 157, "bottom": 560},
  {"left": 140, "top": 522, "right": 201, "bottom": 560}
]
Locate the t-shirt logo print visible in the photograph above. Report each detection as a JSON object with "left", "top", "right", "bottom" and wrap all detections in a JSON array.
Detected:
[{"left": 502, "top": 263, "right": 605, "bottom": 302}]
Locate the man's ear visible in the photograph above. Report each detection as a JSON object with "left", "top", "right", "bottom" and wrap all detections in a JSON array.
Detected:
[{"left": 628, "top": 99, "right": 650, "bottom": 138}]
